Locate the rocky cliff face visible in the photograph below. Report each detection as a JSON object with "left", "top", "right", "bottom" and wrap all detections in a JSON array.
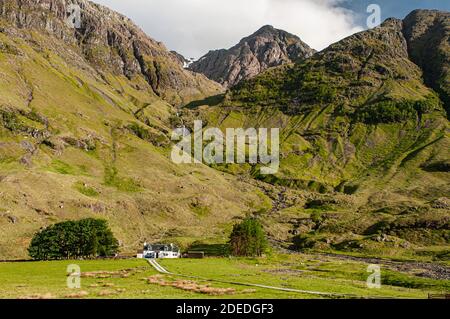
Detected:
[
  {"left": 403, "top": 9, "right": 450, "bottom": 117},
  {"left": 228, "top": 14, "right": 449, "bottom": 119},
  {"left": 189, "top": 25, "right": 315, "bottom": 88},
  {"left": 228, "top": 18, "right": 429, "bottom": 114},
  {"left": 189, "top": 11, "right": 449, "bottom": 252},
  {"left": 0, "top": 0, "right": 223, "bottom": 105},
  {"left": 0, "top": 0, "right": 254, "bottom": 259},
  {"left": 170, "top": 51, "right": 194, "bottom": 69},
  {"left": 0, "top": 2, "right": 448, "bottom": 259}
]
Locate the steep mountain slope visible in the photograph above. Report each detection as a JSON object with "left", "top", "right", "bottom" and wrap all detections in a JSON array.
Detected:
[
  {"left": 403, "top": 9, "right": 450, "bottom": 118},
  {"left": 189, "top": 25, "right": 315, "bottom": 88},
  {"left": 0, "top": 0, "right": 263, "bottom": 259},
  {"left": 189, "top": 12, "right": 449, "bottom": 257},
  {"left": 0, "top": 0, "right": 223, "bottom": 106},
  {"left": 0, "top": 2, "right": 448, "bottom": 261},
  {"left": 170, "top": 50, "right": 194, "bottom": 69}
]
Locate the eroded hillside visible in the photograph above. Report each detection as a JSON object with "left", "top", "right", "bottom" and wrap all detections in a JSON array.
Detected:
[
  {"left": 187, "top": 12, "right": 449, "bottom": 259},
  {"left": 0, "top": 0, "right": 262, "bottom": 259},
  {"left": 0, "top": 2, "right": 448, "bottom": 261}
]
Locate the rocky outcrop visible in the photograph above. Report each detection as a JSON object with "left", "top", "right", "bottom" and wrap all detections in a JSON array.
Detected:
[
  {"left": 403, "top": 9, "right": 450, "bottom": 117},
  {"left": 228, "top": 18, "right": 431, "bottom": 115},
  {"left": 170, "top": 50, "right": 194, "bottom": 69},
  {"left": 0, "top": 0, "right": 257, "bottom": 259},
  {"left": 189, "top": 25, "right": 315, "bottom": 88},
  {"left": 205, "top": 11, "right": 449, "bottom": 197},
  {"left": 0, "top": 0, "right": 223, "bottom": 105}
]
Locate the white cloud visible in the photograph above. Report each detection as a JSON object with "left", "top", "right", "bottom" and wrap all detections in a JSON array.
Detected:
[{"left": 92, "top": 0, "right": 364, "bottom": 59}]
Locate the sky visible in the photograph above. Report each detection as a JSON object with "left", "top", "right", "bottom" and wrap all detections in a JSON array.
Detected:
[
  {"left": 342, "top": 0, "right": 450, "bottom": 25},
  {"left": 92, "top": 0, "right": 450, "bottom": 59}
]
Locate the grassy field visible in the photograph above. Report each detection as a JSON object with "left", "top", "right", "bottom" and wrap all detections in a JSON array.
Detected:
[{"left": 0, "top": 254, "right": 447, "bottom": 299}]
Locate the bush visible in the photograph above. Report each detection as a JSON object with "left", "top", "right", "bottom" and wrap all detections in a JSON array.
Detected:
[
  {"left": 292, "top": 235, "right": 316, "bottom": 250},
  {"left": 28, "top": 219, "right": 119, "bottom": 260},
  {"left": 0, "top": 110, "right": 23, "bottom": 132},
  {"left": 127, "top": 122, "right": 169, "bottom": 147},
  {"left": 229, "top": 218, "right": 267, "bottom": 257},
  {"left": 355, "top": 95, "right": 442, "bottom": 124},
  {"left": 127, "top": 122, "right": 150, "bottom": 140},
  {"left": 356, "top": 100, "right": 416, "bottom": 124},
  {"left": 413, "top": 94, "right": 442, "bottom": 114}
]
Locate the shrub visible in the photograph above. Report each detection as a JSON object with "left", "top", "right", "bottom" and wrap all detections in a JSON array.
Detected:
[
  {"left": 413, "top": 94, "right": 442, "bottom": 114},
  {"left": 229, "top": 218, "right": 267, "bottom": 257},
  {"left": 0, "top": 110, "right": 23, "bottom": 131},
  {"left": 127, "top": 122, "right": 150, "bottom": 140},
  {"left": 355, "top": 95, "right": 442, "bottom": 124},
  {"left": 356, "top": 100, "right": 416, "bottom": 124},
  {"left": 127, "top": 122, "right": 169, "bottom": 147},
  {"left": 315, "top": 84, "right": 337, "bottom": 103},
  {"left": 292, "top": 235, "right": 316, "bottom": 250},
  {"left": 28, "top": 219, "right": 119, "bottom": 260}
]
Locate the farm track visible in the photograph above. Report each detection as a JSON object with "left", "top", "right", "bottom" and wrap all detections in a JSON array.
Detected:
[
  {"left": 148, "top": 259, "right": 170, "bottom": 274},
  {"left": 146, "top": 259, "right": 404, "bottom": 299}
]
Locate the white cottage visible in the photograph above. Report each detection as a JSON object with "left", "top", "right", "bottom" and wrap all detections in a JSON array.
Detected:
[{"left": 139, "top": 243, "right": 181, "bottom": 259}]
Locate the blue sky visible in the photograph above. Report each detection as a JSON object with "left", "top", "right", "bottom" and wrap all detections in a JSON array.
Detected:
[
  {"left": 93, "top": 0, "right": 449, "bottom": 59},
  {"left": 342, "top": 0, "right": 450, "bottom": 25}
]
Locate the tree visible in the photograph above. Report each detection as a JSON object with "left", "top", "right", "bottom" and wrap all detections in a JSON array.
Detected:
[
  {"left": 229, "top": 217, "right": 267, "bottom": 257},
  {"left": 28, "top": 219, "right": 119, "bottom": 260}
]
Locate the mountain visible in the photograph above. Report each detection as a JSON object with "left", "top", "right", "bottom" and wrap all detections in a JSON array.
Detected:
[
  {"left": 0, "top": 0, "right": 223, "bottom": 106},
  {"left": 0, "top": 0, "right": 259, "bottom": 259},
  {"left": 189, "top": 25, "right": 315, "bottom": 88},
  {"left": 403, "top": 9, "right": 450, "bottom": 118},
  {"left": 0, "top": 2, "right": 448, "bottom": 261},
  {"left": 190, "top": 11, "right": 449, "bottom": 256},
  {"left": 170, "top": 51, "right": 195, "bottom": 69}
]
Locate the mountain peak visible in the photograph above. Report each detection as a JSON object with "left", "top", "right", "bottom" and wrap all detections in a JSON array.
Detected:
[
  {"left": 189, "top": 26, "right": 315, "bottom": 88},
  {"left": 247, "top": 24, "right": 302, "bottom": 42},
  {"left": 254, "top": 24, "right": 276, "bottom": 33},
  {"left": 259, "top": 24, "right": 275, "bottom": 30},
  {"left": 402, "top": 9, "right": 450, "bottom": 116},
  {"left": 227, "top": 9, "right": 450, "bottom": 120},
  {"left": 406, "top": 8, "right": 447, "bottom": 17}
]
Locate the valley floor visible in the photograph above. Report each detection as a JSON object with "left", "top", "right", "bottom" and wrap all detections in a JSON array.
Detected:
[{"left": 0, "top": 253, "right": 448, "bottom": 299}]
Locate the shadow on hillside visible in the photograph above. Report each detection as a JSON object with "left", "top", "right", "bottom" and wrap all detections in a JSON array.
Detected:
[{"left": 184, "top": 94, "right": 225, "bottom": 109}]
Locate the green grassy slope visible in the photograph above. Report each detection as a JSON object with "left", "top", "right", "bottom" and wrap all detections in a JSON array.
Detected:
[
  {"left": 0, "top": 19, "right": 265, "bottom": 259},
  {"left": 0, "top": 4, "right": 448, "bottom": 262},
  {"left": 0, "top": 0, "right": 224, "bottom": 106},
  {"left": 186, "top": 15, "right": 450, "bottom": 259}
]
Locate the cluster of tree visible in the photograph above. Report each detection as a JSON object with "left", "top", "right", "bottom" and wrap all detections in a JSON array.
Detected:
[
  {"left": 231, "top": 68, "right": 289, "bottom": 106},
  {"left": 28, "top": 218, "right": 119, "bottom": 260},
  {"left": 126, "top": 122, "right": 169, "bottom": 148},
  {"left": 356, "top": 95, "right": 441, "bottom": 124},
  {"left": 356, "top": 100, "right": 416, "bottom": 124},
  {"left": 229, "top": 217, "right": 267, "bottom": 257}
]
